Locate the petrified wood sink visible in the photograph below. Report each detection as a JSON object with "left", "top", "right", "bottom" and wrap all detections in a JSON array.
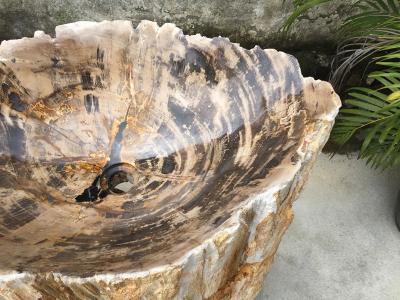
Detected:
[{"left": 0, "top": 21, "right": 340, "bottom": 299}]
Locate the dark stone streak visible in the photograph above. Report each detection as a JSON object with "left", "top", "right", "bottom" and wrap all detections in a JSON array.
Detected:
[
  {"left": 161, "top": 155, "right": 176, "bottom": 174},
  {"left": 213, "top": 212, "right": 231, "bottom": 226},
  {"left": 81, "top": 71, "right": 94, "bottom": 90},
  {"left": 0, "top": 114, "right": 26, "bottom": 161},
  {"left": 168, "top": 96, "right": 195, "bottom": 127},
  {"left": 1, "top": 198, "right": 39, "bottom": 230},
  {"left": 180, "top": 128, "right": 241, "bottom": 214},
  {"left": 8, "top": 92, "right": 28, "bottom": 112},
  {"left": 1, "top": 82, "right": 9, "bottom": 94},
  {"left": 0, "top": 23, "right": 320, "bottom": 275},
  {"left": 47, "top": 175, "right": 67, "bottom": 188},
  {"left": 185, "top": 47, "right": 217, "bottom": 85}
]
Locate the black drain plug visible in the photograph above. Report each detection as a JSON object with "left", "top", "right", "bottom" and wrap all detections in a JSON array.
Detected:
[
  {"left": 76, "top": 163, "right": 135, "bottom": 203},
  {"left": 100, "top": 163, "right": 135, "bottom": 195}
]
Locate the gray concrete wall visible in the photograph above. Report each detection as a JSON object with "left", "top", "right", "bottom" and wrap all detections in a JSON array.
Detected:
[{"left": 0, "top": 0, "right": 352, "bottom": 50}]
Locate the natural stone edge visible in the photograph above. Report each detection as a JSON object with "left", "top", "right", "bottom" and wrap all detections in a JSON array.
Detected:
[{"left": 0, "top": 77, "right": 340, "bottom": 299}]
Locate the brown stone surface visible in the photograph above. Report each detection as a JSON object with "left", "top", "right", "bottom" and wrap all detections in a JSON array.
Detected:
[{"left": 0, "top": 21, "right": 340, "bottom": 299}]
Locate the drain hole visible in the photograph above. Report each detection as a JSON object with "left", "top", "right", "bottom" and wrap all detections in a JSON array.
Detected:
[{"left": 109, "top": 171, "right": 134, "bottom": 194}]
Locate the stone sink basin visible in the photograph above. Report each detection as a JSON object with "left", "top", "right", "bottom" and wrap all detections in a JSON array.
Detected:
[{"left": 0, "top": 21, "right": 340, "bottom": 299}]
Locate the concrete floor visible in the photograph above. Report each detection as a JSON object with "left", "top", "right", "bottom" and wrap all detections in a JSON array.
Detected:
[{"left": 257, "top": 153, "right": 400, "bottom": 300}]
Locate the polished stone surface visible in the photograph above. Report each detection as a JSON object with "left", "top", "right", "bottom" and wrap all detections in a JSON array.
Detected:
[{"left": 0, "top": 20, "right": 340, "bottom": 299}]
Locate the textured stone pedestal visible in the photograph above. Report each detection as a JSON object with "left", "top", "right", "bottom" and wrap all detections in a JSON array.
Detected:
[{"left": 0, "top": 21, "right": 340, "bottom": 299}]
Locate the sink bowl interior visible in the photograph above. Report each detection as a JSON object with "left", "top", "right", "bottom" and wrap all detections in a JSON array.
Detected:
[{"left": 0, "top": 21, "right": 335, "bottom": 275}]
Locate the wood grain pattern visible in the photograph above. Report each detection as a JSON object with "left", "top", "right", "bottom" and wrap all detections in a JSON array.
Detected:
[{"left": 0, "top": 21, "right": 340, "bottom": 280}]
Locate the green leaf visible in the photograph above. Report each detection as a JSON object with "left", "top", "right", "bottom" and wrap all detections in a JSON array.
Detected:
[
  {"left": 377, "top": 84, "right": 400, "bottom": 90},
  {"left": 382, "top": 129, "right": 400, "bottom": 161},
  {"left": 340, "top": 108, "right": 380, "bottom": 118},
  {"left": 375, "top": 0, "right": 390, "bottom": 11},
  {"left": 378, "top": 42, "right": 400, "bottom": 50},
  {"left": 387, "top": 91, "right": 400, "bottom": 102},
  {"left": 387, "top": 0, "right": 400, "bottom": 13},
  {"left": 346, "top": 99, "right": 383, "bottom": 112},
  {"left": 284, "top": 0, "right": 400, "bottom": 170},
  {"left": 282, "top": 0, "right": 332, "bottom": 31},
  {"left": 361, "top": 123, "right": 381, "bottom": 154},
  {"left": 349, "top": 87, "right": 388, "bottom": 101},
  {"left": 379, "top": 99, "right": 400, "bottom": 112},
  {"left": 369, "top": 70, "right": 400, "bottom": 76},
  {"left": 377, "top": 61, "right": 400, "bottom": 68},
  {"left": 377, "top": 53, "right": 400, "bottom": 60},
  {"left": 348, "top": 91, "right": 389, "bottom": 107},
  {"left": 378, "top": 119, "right": 398, "bottom": 143}
]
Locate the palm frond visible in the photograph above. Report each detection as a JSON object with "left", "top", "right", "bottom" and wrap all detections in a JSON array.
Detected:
[
  {"left": 284, "top": 0, "right": 400, "bottom": 169},
  {"left": 332, "top": 14, "right": 400, "bottom": 89},
  {"left": 282, "top": 0, "right": 333, "bottom": 32},
  {"left": 283, "top": 0, "right": 400, "bottom": 90},
  {"left": 332, "top": 70, "right": 400, "bottom": 169}
]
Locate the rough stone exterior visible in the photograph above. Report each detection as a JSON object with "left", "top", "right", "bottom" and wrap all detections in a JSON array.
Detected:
[
  {"left": 0, "top": 21, "right": 340, "bottom": 299},
  {"left": 0, "top": 94, "right": 338, "bottom": 299}
]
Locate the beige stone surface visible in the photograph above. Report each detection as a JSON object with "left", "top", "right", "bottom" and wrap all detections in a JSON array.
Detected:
[{"left": 0, "top": 21, "right": 340, "bottom": 299}]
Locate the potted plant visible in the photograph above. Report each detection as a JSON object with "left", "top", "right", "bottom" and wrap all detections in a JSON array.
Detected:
[{"left": 284, "top": 0, "right": 400, "bottom": 230}]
